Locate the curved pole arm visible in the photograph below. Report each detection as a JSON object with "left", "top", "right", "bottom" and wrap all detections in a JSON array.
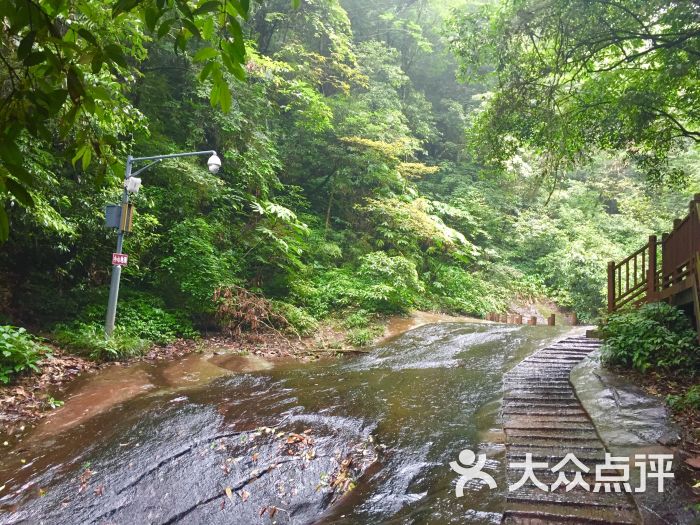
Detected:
[
  {"left": 131, "top": 150, "right": 216, "bottom": 162},
  {"left": 129, "top": 159, "right": 162, "bottom": 178}
]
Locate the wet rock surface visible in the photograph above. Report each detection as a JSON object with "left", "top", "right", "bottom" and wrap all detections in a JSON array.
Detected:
[
  {"left": 571, "top": 351, "right": 700, "bottom": 525},
  {"left": 0, "top": 382, "right": 376, "bottom": 525},
  {"left": 0, "top": 323, "right": 573, "bottom": 524}
]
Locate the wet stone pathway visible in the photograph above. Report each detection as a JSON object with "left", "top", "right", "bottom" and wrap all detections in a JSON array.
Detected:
[{"left": 502, "top": 336, "right": 640, "bottom": 525}]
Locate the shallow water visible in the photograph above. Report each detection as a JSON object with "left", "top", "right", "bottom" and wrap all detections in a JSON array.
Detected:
[{"left": 0, "top": 322, "right": 571, "bottom": 524}]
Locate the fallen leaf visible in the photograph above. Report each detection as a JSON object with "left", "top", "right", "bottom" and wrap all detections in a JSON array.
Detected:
[
  {"left": 269, "top": 506, "right": 277, "bottom": 518},
  {"left": 684, "top": 456, "right": 700, "bottom": 469},
  {"left": 224, "top": 486, "right": 233, "bottom": 502},
  {"left": 239, "top": 489, "right": 250, "bottom": 502},
  {"left": 78, "top": 469, "right": 93, "bottom": 493}
]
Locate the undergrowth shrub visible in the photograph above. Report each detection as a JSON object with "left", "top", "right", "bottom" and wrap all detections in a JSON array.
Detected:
[
  {"left": 0, "top": 325, "right": 50, "bottom": 383},
  {"left": 272, "top": 301, "right": 319, "bottom": 336},
  {"left": 429, "top": 265, "right": 506, "bottom": 316},
  {"left": 214, "top": 286, "right": 291, "bottom": 336},
  {"left": 601, "top": 303, "right": 700, "bottom": 373},
  {"left": 161, "top": 218, "right": 237, "bottom": 316},
  {"left": 54, "top": 323, "right": 149, "bottom": 360},
  {"left": 79, "top": 294, "right": 197, "bottom": 344},
  {"left": 343, "top": 310, "right": 372, "bottom": 329},
  {"left": 52, "top": 293, "right": 196, "bottom": 360},
  {"left": 345, "top": 326, "right": 382, "bottom": 347},
  {"left": 357, "top": 252, "right": 424, "bottom": 312},
  {"left": 667, "top": 385, "right": 700, "bottom": 412},
  {"left": 305, "top": 253, "right": 424, "bottom": 316}
]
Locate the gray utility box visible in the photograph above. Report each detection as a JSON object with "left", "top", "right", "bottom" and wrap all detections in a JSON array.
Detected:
[{"left": 105, "top": 205, "right": 122, "bottom": 229}]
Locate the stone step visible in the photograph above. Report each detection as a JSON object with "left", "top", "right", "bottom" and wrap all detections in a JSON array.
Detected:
[
  {"left": 502, "top": 337, "right": 639, "bottom": 524},
  {"left": 503, "top": 414, "right": 593, "bottom": 428},
  {"left": 502, "top": 408, "right": 588, "bottom": 417},
  {"left": 505, "top": 434, "right": 605, "bottom": 448},
  {"left": 503, "top": 394, "right": 577, "bottom": 401},
  {"left": 505, "top": 385, "right": 575, "bottom": 392},
  {"left": 506, "top": 429, "right": 599, "bottom": 440},
  {"left": 507, "top": 448, "right": 607, "bottom": 463},
  {"left": 506, "top": 485, "right": 635, "bottom": 508},
  {"left": 503, "top": 398, "right": 581, "bottom": 406}
]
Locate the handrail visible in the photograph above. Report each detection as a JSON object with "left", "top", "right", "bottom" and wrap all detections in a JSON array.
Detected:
[
  {"left": 615, "top": 243, "right": 648, "bottom": 269},
  {"left": 607, "top": 193, "right": 700, "bottom": 315}
]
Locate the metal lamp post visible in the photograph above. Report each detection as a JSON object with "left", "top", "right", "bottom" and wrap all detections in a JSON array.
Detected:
[{"left": 104, "top": 150, "right": 222, "bottom": 336}]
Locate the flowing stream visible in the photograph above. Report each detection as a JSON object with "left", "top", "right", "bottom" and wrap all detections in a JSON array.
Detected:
[{"left": 0, "top": 321, "right": 572, "bottom": 524}]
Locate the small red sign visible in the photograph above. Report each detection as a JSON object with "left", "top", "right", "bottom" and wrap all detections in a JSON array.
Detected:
[{"left": 112, "top": 253, "right": 128, "bottom": 266}]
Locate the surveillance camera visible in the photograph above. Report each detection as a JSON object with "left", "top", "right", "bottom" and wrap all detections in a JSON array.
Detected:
[{"left": 207, "top": 153, "right": 222, "bottom": 174}]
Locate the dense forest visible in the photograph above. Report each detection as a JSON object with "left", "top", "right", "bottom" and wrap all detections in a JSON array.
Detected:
[{"left": 1, "top": 0, "right": 699, "bottom": 355}]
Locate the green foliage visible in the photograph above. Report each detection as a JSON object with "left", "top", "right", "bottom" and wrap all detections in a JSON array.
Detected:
[
  {"left": 356, "top": 252, "right": 424, "bottom": 313},
  {"left": 298, "top": 254, "right": 423, "bottom": 318},
  {"left": 0, "top": 0, "right": 257, "bottom": 241},
  {"left": 272, "top": 301, "right": 319, "bottom": 337},
  {"left": 54, "top": 323, "right": 148, "bottom": 361},
  {"left": 82, "top": 294, "right": 197, "bottom": 344},
  {"left": 345, "top": 326, "right": 381, "bottom": 347},
  {"left": 601, "top": 303, "right": 700, "bottom": 373},
  {"left": 449, "top": 0, "right": 700, "bottom": 184},
  {"left": 3, "top": 0, "right": 699, "bottom": 358},
  {"left": 342, "top": 310, "right": 372, "bottom": 329},
  {"left": 0, "top": 325, "right": 49, "bottom": 384},
  {"left": 667, "top": 385, "right": 700, "bottom": 413},
  {"left": 160, "top": 219, "right": 237, "bottom": 316},
  {"left": 429, "top": 265, "right": 506, "bottom": 317},
  {"left": 46, "top": 396, "right": 65, "bottom": 409},
  {"left": 52, "top": 293, "right": 194, "bottom": 359}
]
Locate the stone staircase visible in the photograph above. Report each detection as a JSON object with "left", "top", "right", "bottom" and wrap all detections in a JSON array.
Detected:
[{"left": 502, "top": 336, "right": 640, "bottom": 524}]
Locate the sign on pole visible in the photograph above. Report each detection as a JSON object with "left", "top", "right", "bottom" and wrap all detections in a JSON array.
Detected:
[{"left": 112, "top": 253, "right": 128, "bottom": 266}]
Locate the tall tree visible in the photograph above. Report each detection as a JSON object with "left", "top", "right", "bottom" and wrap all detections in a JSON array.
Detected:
[
  {"left": 0, "top": 0, "right": 258, "bottom": 241},
  {"left": 449, "top": 0, "right": 700, "bottom": 185}
]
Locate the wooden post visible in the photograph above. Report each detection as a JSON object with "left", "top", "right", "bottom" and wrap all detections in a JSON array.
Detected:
[
  {"left": 547, "top": 314, "right": 555, "bottom": 326},
  {"left": 607, "top": 261, "right": 616, "bottom": 312},
  {"left": 570, "top": 313, "right": 577, "bottom": 326},
  {"left": 694, "top": 254, "right": 700, "bottom": 341},
  {"left": 529, "top": 316, "right": 537, "bottom": 325},
  {"left": 647, "top": 235, "right": 657, "bottom": 301},
  {"left": 501, "top": 314, "right": 508, "bottom": 323},
  {"left": 516, "top": 315, "right": 523, "bottom": 325}
]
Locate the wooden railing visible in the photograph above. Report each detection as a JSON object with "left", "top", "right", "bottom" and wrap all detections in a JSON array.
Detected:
[
  {"left": 607, "top": 236, "right": 658, "bottom": 312},
  {"left": 608, "top": 194, "right": 700, "bottom": 321}
]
